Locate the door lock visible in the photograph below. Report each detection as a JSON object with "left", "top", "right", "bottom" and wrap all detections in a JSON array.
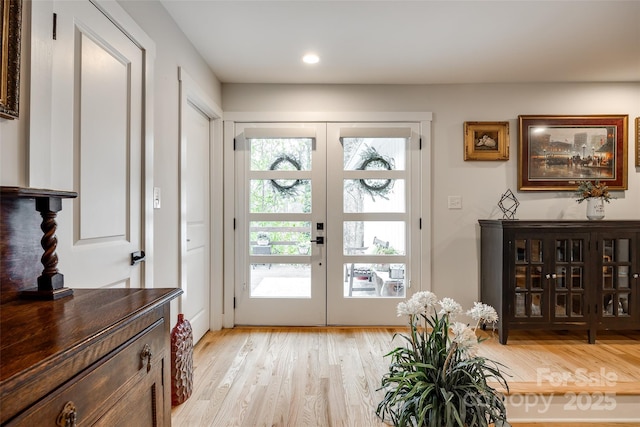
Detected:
[{"left": 310, "top": 236, "right": 324, "bottom": 244}]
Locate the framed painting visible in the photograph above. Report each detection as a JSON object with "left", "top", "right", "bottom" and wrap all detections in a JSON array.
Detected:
[
  {"left": 1, "top": 0, "right": 22, "bottom": 119},
  {"left": 636, "top": 117, "right": 640, "bottom": 167},
  {"left": 518, "top": 115, "right": 628, "bottom": 191},
  {"left": 463, "top": 121, "right": 509, "bottom": 161}
]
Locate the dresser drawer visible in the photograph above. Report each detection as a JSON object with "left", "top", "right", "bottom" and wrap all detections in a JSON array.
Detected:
[{"left": 7, "top": 319, "right": 166, "bottom": 426}]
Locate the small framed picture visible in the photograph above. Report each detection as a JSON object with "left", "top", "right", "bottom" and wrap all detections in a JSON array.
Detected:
[{"left": 463, "top": 121, "right": 509, "bottom": 161}]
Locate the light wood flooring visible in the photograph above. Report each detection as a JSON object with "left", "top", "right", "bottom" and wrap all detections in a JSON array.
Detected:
[{"left": 171, "top": 327, "right": 640, "bottom": 427}]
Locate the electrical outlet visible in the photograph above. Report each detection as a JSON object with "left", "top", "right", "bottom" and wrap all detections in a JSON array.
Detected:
[{"left": 448, "top": 196, "right": 462, "bottom": 209}]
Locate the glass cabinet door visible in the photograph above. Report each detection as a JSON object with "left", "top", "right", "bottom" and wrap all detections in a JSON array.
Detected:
[
  {"left": 552, "top": 237, "right": 587, "bottom": 320},
  {"left": 513, "top": 237, "right": 545, "bottom": 319},
  {"left": 599, "top": 235, "right": 636, "bottom": 321}
]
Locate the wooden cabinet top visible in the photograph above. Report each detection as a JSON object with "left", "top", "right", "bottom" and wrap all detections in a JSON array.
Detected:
[
  {"left": 0, "top": 287, "right": 181, "bottom": 418},
  {"left": 479, "top": 219, "right": 640, "bottom": 230}
]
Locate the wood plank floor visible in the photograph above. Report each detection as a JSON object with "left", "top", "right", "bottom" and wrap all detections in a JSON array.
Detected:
[{"left": 171, "top": 327, "right": 640, "bottom": 427}]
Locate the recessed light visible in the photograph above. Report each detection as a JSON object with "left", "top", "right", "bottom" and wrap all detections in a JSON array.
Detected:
[{"left": 302, "top": 54, "right": 320, "bottom": 64}]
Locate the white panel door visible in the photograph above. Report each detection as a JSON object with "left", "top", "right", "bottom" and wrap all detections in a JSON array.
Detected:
[
  {"left": 182, "top": 100, "right": 211, "bottom": 344},
  {"left": 51, "top": 0, "right": 144, "bottom": 288}
]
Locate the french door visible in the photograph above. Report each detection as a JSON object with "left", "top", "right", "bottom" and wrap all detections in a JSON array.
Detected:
[{"left": 233, "top": 122, "right": 421, "bottom": 325}]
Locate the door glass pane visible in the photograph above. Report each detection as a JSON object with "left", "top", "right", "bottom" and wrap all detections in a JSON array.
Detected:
[
  {"left": 619, "top": 293, "right": 630, "bottom": 315},
  {"left": 618, "top": 266, "right": 630, "bottom": 289},
  {"left": 531, "top": 293, "right": 542, "bottom": 317},
  {"left": 250, "top": 180, "right": 311, "bottom": 213},
  {"left": 250, "top": 138, "right": 312, "bottom": 171},
  {"left": 250, "top": 221, "right": 311, "bottom": 256},
  {"left": 344, "top": 179, "right": 405, "bottom": 213},
  {"left": 571, "top": 240, "right": 583, "bottom": 262},
  {"left": 556, "top": 240, "right": 567, "bottom": 262},
  {"left": 616, "top": 239, "right": 630, "bottom": 262},
  {"left": 603, "top": 294, "right": 615, "bottom": 316},
  {"left": 515, "top": 239, "right": 526, "bottom": 262},
  {"left": 515, "top": 266, "right": 526, "bottom": 289},
  {"left": 603, "top": 239, "right": 613, "bottom": 262},
  {"left": 250, "top": 264, "right": 310, "bottom": 298},
  {"left": 343, "top": 221, "right": 405, "bottom": 255},
  {"left": 602, "top": 266, "right": 613, "bottom": 289},
  {"left": 343, "top": 263, "right": 405, "bottom": 298},
  {"left": 515, "top": 293, "right": 526, "bottom": 317},
  {"left": 531, "top": 266, "right": 543, "bottom": 289},
  {"left": 342, "top": 138, "right": 406, "bottom": 170}
]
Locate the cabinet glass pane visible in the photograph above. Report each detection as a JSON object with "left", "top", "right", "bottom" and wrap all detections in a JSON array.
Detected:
[
  {"left": 618, "top": 266, "right": 630, "bottom": 289},
  {"left": 556, "top": 294, "right": 567, "bottom": 317},
  {"left": 602, "top": 266, "right": 614, "bottom": 289},
  {"left": 571, "top": 267, "right": 583, "bottom": 289},
  {"left": 619, "top": 293, "right": 630, "bottom": 316},
  {"left": 531, "top": 293, "right": 542, "bottom": 317},
  {"left": 531, "top": 266, "right": 543, "bottom": 289},
  {"left": 515, "top": 293, "right": 526, "bottom": 317},
  {"left": 571, "top": 294, "right": 583, "bottom": 316},
  {"left": 603, "top": 294, "right": 616, "bottom": 316},
  {"left": 515, "top": 240, "right": 526, "bottom": 262},
  {"left": 531, "top": 240, "right": 543, "bottom": 263},
  {"left": 556, "top": 266, "right": 566, "bottom": 289},
  {"left": 603, "top": 239, "right": 613, "bottom": 262},
  {"left": 617, "top": 239, "right": 630, "bottom": 262},
  {"left": 515, "top": 266, "right": 526, "bottom": 289},
  {"left": 556, "top": 240, "right": 567, "bottom": 262},
  {"left": 571, "top": 240, "right": 583, "bottom": 262}
]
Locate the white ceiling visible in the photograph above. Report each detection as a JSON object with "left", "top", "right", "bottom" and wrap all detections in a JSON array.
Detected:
[{"left": 161, "top": 0, "right": 640, "bottom": 85}]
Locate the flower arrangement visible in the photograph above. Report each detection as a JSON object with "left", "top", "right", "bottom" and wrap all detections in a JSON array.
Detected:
[
  {"left": 376, "top": 292, "right": 509, "bottom": 427},
  {"left": 574, "top": 180, "right": 614, "bottom": 203}
]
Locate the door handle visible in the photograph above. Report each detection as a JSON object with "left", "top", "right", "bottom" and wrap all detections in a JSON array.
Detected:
[
  {"left": 310, "top": 236, "right": 324, "bottom": 244},
  {"left": 131, "top": 250, "right": 146, "bottom": 265}
]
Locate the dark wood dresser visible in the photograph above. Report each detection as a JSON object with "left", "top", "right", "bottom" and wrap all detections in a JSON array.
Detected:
[{"left": 1, "top": 187, "right": 181, "bottom": 425}]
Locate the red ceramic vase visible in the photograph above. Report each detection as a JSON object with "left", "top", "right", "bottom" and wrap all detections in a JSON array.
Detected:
[{"left": 170, "top": 313, "right": 194, "bottom": 406}]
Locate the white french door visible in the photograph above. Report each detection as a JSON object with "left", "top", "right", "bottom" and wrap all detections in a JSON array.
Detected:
[{"left": 233, "top": 122, "right": 421, "bottom": 325}]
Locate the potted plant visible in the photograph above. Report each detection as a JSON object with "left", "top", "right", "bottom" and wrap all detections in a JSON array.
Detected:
[
  {"left": 377, "top": 292, "right": 510, "bottom": 427},
  {"left": 574, "top": 180, "right": 614, "bottom": 220}
]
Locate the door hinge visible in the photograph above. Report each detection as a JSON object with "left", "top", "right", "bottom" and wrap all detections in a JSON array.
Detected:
[
  {"left": 419, "top": 137, "right": 422, "bottom": 150},
  {"left": 419, "top": 218, "right": 422, "bottom": 229},
  {"left": 233, "top": 218, "right": 236, "bottom": 230},
  {"left": 53, "top": 13, "right": 57, "bottom": 40},
  {"left": 233, "top": 297, "right": 236, "bottom": 309},
  {"left": 233, "top": 138, "right": 237, "bottom": 151}
]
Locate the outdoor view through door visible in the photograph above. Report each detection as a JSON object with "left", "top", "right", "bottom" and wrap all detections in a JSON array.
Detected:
[{"left": 234, "top": 123, "right": 421, "bottom": 325}]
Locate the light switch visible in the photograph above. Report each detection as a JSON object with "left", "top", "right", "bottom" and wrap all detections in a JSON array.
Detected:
[
  {"left": 448, "top": 196, "right": 462, "bottom": 209},
  {"left": 153, "top": 187, "right": 161, "bottom": 209}
]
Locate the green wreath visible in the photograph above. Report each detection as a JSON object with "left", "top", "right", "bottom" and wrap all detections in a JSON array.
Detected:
[
  {"left": 356, "top": 147, "right": 395, "bottom": 199},
  {"left": 269, "top": 154, "right": 302, "bottom": 196}
]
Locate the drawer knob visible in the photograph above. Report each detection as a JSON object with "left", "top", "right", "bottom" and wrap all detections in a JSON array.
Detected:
[
  {"left": 140, "top": 343, "right": 153, "bottom": 372},
  {"left": 56, "top": 401, "right": 77, "bottom": 427}
]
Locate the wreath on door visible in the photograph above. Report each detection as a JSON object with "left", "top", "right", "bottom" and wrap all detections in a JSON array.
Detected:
[
  {"left": 356, "top": 146, "right": 395, "bottom": 200},
  {"left": 269, "top": 154, "right": 303, "bottom": 196}
]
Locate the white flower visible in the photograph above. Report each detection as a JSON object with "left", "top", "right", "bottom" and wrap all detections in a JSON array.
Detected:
[
  {"left": 451, "top": 322, "right": 478, "bottom": 356},
  {"left": 396, "top": 299, "right": 426, "bottom": 317},
  {"left": 410, "top": 291, "right": 437, "bottom": 309},
  {"left": 467, "top": 302, "right": 499, "bottom": 324},
  {"left": 438, "top": 298, "right": 462, "bottom": 316}
]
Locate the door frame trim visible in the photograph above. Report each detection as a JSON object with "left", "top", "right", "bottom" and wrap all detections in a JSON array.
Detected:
[
  {"left": 178, "top": 67, "right": 224, "bottom": 333},
  {"left": 222, "top": 112, "right": 432, "bottom": 328}
]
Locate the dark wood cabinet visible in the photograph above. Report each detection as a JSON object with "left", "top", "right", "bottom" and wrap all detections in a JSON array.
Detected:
[
  {"left": 1, "top": 187, "right": 182, "bottom": 425},
  {"left": 479, "top": 220, "right": 640, "bottom": 344}
]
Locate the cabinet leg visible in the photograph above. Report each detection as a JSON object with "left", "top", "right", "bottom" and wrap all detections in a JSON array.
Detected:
[
  {"left": 588, "top": 329, "right": 596, "bottom": 344},
  {"left": 499, "top": 327, "right": 508, "bottom": 345}
]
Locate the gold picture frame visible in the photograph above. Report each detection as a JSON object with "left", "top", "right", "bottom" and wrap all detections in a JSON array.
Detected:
[
  {"left": 518, "top": 115, "right": 628, "bottom": 191},
  {"left": 1, "top": 0, "right": 22, "bottom": 119},
  {"left": 463, "top": 121, "right": 509, "bottom": 161},
  {"left": 636, "top": 117, "right": 640, "bottom": 167}
]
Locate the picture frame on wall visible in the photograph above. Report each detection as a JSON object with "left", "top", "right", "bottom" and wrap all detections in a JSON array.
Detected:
[
  {"left": 1, "top": 0, "right": 22, "bottom": 120},
  {"left": 636, "top": 117, "right": 640, "bottom": 167},
  {"left": 463, "top": 121, "right": 509, "bottom": 161},
  {"left": 518, "top": 115, "right": 628, "bottom": 191}
]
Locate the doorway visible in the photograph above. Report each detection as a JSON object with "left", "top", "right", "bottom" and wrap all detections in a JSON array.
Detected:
[{"left": 232, "top": 121, "right": 423, "bottom": 326}]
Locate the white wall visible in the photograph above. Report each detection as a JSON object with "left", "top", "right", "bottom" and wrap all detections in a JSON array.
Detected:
[
  {"left": 118, "top": 0, "right": 222, "bottom": 289},
  {"left": 222, "top": 82, "right": 640, "bottom": 307}
]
